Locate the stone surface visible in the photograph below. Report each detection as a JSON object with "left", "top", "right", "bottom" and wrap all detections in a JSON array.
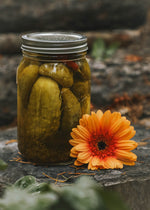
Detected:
[
  {"left": 0, "top": 126, "right": 150, "bottom": 210},
  {"left": 0, "top": 56, "right": 21, "bottom": 126},
  {"left": 0, "top": 0, "right": 147, "bottom": 33},
  {"left": 90, "top": 52, "right": 150, "bottom": 107},
  {"left": 109, "top": 179, "right": 150, "bottom": 210},
  {"left": 0, "top": 34, "right": 21, "bottom": 54}
]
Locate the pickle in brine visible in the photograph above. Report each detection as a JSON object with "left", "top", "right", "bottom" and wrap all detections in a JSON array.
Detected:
[
  {"left": 71, "top": 80, "right": 90, "bottom": 101},
  {"left": 26, "top": 76, "right": 62, "bottom": 141},
  {"left": 18, "top": 65, "right": 39, "bottom": 107},
  {"left": 74, "top": 59, "right": 91, "bottom": 81},
  {"left": 16, "top": 58, "right": 30, "bottom": 84},
  {"left": 39, "top": 63, "right": 73, "bottom": 87},
  {"left": 80, "top": 95, "right": 91, "bottom": 115},
  {"left": 61, "top": 88, "right": 81, "bottom": 132},
  {"left": 79, "top": 59, "right": 91, "bottom": 80}
]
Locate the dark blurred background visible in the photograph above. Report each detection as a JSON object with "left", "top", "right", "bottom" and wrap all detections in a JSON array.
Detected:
[
  {"left": 1, "top": 0, "right": 150, "bottom": 129},
  {"left": 0, "top": 0, "right": 147, "bottom": 33},
  {"left": 0, "top": 0, "right": 149, "bottom": 54}
]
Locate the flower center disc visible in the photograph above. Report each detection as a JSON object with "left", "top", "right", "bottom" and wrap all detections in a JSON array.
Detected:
[{"left": 98, "top": 141, "right": 106, "bottom": 150}]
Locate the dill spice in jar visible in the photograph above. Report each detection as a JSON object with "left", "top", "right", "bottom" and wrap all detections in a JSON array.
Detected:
[{"left": 17, "top": 32, "right": 91, "bottom": 164}]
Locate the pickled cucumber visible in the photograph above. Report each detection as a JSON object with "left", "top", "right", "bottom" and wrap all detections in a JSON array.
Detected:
[
  {"left": 18, "top": 65, "right": 39, "bottom": 107},
  {"left": 25, "top": 76, "right": 62, "bottom": 141},
  {"left": 17, "top": 88, "right": 25, "bottom": 142},
  {"left": 80, "top": 95, "right": 91, "bottom": 115},
  {"left": 16, "top": 58, "right": 30, "bottom": 84},
  {"left": 71, "top": 80, "right": 90, "bottom": 101},
  {"left": 39, "top": 63, "right": 73, "bottom": 87},
  {"left": 75, "top": 59, "right": 91, "bottom": 81},
  {"left": 61, "top": 88, "right": 81, "bottom": 132}
]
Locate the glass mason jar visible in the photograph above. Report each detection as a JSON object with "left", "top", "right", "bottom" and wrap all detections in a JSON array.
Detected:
[{"left": 17, "top": 32, "right": 91, "bottom": 165}]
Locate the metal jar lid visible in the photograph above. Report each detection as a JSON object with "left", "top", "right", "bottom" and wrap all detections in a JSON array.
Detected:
[{"left": 21, "top": 32, "right": 88, "bottom": 54}]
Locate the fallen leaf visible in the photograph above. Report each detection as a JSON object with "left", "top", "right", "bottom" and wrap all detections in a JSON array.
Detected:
[
  {"left": 125, "top": 54, "right": 143, "bottom": 62},
  {"left": 5, "top": 139, "right": 17, "bottom": 145}
]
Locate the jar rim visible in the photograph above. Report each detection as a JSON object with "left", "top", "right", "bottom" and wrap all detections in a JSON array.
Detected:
[{"left": 21, "top": 32, "right": 88, "bottom": 54}]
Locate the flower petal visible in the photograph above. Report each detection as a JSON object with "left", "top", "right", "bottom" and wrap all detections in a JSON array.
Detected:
[
  {"left": 71, "top": 131, "right": 81, "bottom": 140},
  {"left": 119, "top": 127, "right": 136, "bottom": 140},
  {"left": 116, "top": 149, "right": 137, "bottom": 162},
  {"left": 98, "top": 158, "right": 126, "bottom": 169},
  {"left": 79, "top": 114, "right": 90, "bottom": 127},
  {"left": 91, "top": 156, "right": 101, "bottom": 166},
  {"left": 75, "top": 143, "right": 89, "bottom": 152},
  {"left": 102, "top": 157, "right": 123, "bottom": 169},
  {"left": 101, "top": 110, "right": 111, "bottom": 134},
  {"left": 88, "top": 158, "right": 99, "bottom": 170},
  {"left": 87, "top": 113, "right": 100, "bottom": 134},
  {"left": 96, "top": 110, "right": 103, "bottom": 123},
  {"left": 70, "top": 153, "right": 77, "bottom": 158},
  {"left": 77, "top": 155, "right": 92, "bottom": 164},
  {"left": 110, "top": 117, "right": 130, "bottom": 135},
  {"left": 110, "top": 112, "right": 121, "bottom": 124},
  {"left": 114, "top": 126, "right": 135, "bottom": 140},
  {"left": 109, "top": 118, "right": 124, "bottom": 134},
  {"left": 115, "top": 117, "right": 130, "bottom": 132},
  {"left": 70, "top": 152, "right": 78, "bottom": 158},
  {"left": 121, "top": 161, "right": 135, "bottom": 166},
  {"left": 116, "top": 140, "right": 138, "bottom": 151},
  {"left": 91, "top": 112, "right": 101, "bottom": 134},
  {"left": 103, "top": 158, "right": 115, "bottom": 169},
  {"left": 112, "top": 158, "right": 123, "bottom": 169},
  {"left": 72, "top": 127, "right": 89, "bottom": 140},
  {"left": 70, "top": 147, "right": 79, "bottom": 157},
  {"left": 90, "top": 166, "right": 99, "bottom": 170},
  {"left": 77, "top": 125, "right": 90, "bottom": 139},
  {"left": 74, "top": 160, "right": 84, "bottom": 166},
  {"left": 69, "top": 138, "right": 86, "bottom": 146},
  {"left": 78, "top": 151, "right": 91, "bottom": 161}
]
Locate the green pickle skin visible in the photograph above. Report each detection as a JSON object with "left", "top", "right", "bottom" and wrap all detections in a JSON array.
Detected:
[
  {"left": 61, "top": 88, "right": 81, "bottom": 132},
  {"left": 39, "top": 63, "right": 73, "bottom": 87},
  {"left": 18, "top": 64, "right": 39, "bottom": 107},
  {"left": 17, "top": 58, "right": 91, "bottom": 164}
]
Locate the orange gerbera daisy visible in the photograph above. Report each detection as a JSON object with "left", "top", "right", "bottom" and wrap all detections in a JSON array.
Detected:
[{"left": 69, "top": 110, "right": 138, "bottom": 170}]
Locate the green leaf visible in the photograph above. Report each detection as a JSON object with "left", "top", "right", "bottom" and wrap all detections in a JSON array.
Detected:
[
  {"left": 91, "top": 39, "right": 106, "bottom": 60},
  {"left": 14, "top": 175, "right": 36, "bottom": 190},
  {"left": 100, "top": 190, "right": 130, "bottom": 210},
  {"left": 28, "top": 182, "right": 53, "bottom": 194},
  {"left": 59, "top": 176, "right": 106, "bottom": 210},
  {"left": 0, "top": 159, "right": 8, "bottom": 170},
  {"left": 0, "top": 188, "right": 57, "bottom": 210},
  {"left": 0, "top": 176, "right": 129, "bottom": 210},
  {"left": 104, "top": 42, "right": 120, "bottom": 59}
]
